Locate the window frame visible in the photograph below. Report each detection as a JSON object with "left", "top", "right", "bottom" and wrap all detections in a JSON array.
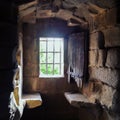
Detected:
[{"left": 39, "top": 37, "right": 64, "bottom": 78}]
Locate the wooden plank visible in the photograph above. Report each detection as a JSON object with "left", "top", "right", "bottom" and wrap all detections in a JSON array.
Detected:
[{"left": 67, "top": 32, "right": 87, "bottom": 86}]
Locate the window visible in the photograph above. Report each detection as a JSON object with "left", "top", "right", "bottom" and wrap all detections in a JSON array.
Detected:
[{"left": 39, "top": 37, "right": 64, "bottom": 78}]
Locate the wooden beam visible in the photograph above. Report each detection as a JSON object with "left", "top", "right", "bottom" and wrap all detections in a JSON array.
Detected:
[{"left": 19, "top": 0, "right": 38, "bottom": 11}]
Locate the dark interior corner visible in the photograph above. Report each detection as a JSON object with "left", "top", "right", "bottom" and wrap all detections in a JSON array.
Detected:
[{"left": 0, "top": 0, "right": 120, "bottom": 120}]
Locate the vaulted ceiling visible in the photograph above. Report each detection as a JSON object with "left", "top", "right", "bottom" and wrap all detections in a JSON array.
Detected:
[{"left": 18, "top": 0, "right": 120, "bottom": 28}]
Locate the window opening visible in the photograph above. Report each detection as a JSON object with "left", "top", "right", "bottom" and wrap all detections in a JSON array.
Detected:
[{"left": 39, "top": 37, "right": 64, "bottom": 78}]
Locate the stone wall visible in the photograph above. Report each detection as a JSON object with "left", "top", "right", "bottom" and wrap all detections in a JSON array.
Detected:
[
  {"left": 0, "top": 1, "right": 20, "bottom": 119},
  {"left": 22, "top": 18, "right": 81, "bottom": 94},
  {"left": 82, "top": 5, "right": 120, "bottom": 119},
  {"left": 21, "top": 19, "right": 80, "bottom": 120}
]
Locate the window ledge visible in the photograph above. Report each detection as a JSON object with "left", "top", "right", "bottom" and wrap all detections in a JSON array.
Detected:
[
  {"left": 39, "top": 75, "right": 64, "bottom": 78},
  {"left": 64, "top": 92, "right": 95, "bottom": 108},
  {"left": 22, "top": 93, "right": 42, "bottom": 109}
]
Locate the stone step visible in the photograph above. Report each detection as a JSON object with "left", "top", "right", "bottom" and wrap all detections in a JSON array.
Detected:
[
  {"left": 22, "top": 93, "right": 42, "bottom": 109},
  {"left": 64, "top": 92, "right": 95, "bottom": 108}
]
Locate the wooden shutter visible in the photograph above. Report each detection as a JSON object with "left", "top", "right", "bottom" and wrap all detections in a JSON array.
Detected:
[{"left": 68, "top": 32, "right": 86, "bottom": 87}]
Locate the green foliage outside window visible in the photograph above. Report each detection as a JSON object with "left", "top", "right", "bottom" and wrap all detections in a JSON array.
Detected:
[{"left": 40, "top": 48, "right": 59, "bottom": 75}]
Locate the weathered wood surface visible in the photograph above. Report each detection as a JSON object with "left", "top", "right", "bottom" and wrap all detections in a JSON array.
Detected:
[{"left": 68, "top": 33, "right": 85, "bottom": 86}]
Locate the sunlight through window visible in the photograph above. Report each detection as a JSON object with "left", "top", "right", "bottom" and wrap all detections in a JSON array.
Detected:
[{"left": 39, "top": 37, "right": 64, "bottom": 78}]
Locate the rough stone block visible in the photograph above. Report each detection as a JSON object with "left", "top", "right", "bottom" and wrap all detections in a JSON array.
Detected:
[
  {"left": 97, "top": 49, "right": 107, "bottom": 67},
  {"left": 89, "top": 67, "right": 120, "bottom": 88},
  {"left": 99, "top": 11, "right": 107, "bottom": 28},
  {"left": 103, "top": 27, "right": 120, "bottom": 47},
  {"left": 82, "top": 81, "right": 105, "bottom": 103},
  {"left": 89, "top": 31, "right": 104, "bottom": 49},
  {"left": 100, "top": 84, "right": 115, "bottom": 108},
  {"left": 106, "top": 7, "right": 120, "bottom": 26},
  {"left": 87, "top": 83, "right": 116, "bottom": 108},
  {"left": 89, "top": 50, "right": 98, "bottom": 67},
  {"left": 89, "top": 49, "right": 107, "bottom": 67},
  {"left": 106, "top": 48, "right": 120, "bottom": 68},
  {"left": 94, "top": 6, "right": 120, "bottom": 29},
  {"left": 82, "top": 81, "right": 94, "bottom": 97}
]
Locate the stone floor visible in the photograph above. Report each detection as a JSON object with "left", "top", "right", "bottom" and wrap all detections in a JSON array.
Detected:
[
  {"left": 21, "top": 106, "right": 79, "bottom": 120},
  {"left": 21, "top": 94, "right": 79, "bottom": 120}
]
